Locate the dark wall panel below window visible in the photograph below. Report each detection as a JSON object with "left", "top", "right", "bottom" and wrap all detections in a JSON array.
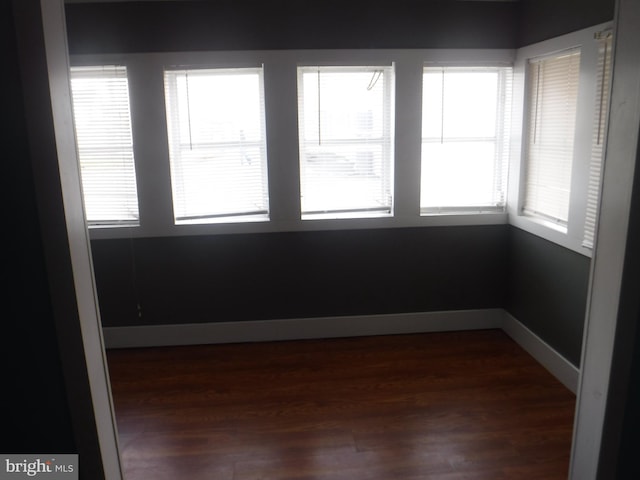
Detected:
[
  {"left": 506, "top": 226, "right": 591, "bottom": 367},
  {"left": 90, "top": 225, "right": 508, "bottom": 327}
]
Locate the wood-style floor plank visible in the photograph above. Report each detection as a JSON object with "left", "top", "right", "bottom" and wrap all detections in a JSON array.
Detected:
[{"left": 106, "top": 329, "right": 576, "bottom": 480}]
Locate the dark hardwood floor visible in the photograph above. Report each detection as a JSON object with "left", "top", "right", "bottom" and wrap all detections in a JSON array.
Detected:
[{"left": 106, "top": 329, "right": 576, "bottom": 480}]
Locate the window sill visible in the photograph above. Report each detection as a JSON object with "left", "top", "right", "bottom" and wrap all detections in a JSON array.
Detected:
[
  {"left": 508, "top": 212, "right": 592, "bottom": 258},
  {"left": 421, "top": 207, "right": 505, "bottom": 216},
  {"left": 175, "top": 213, "right": 270, "bottom": 226},
  {"left": 521, "top": 214, "right": 568, "bottom": 234},
  {"left": 87, "top": 211, "right": 508, "bottom": 240},
  {"left": 88, "top": 222, "right": 139, "bottom": 230},
  {"left": 301, "top": 211, "right": 393, "bottom": 221}
]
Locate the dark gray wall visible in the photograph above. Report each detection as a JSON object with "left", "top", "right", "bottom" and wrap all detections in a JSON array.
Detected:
[
  {"left": 615, "top": 310, "right": 640, "bottom": 479},
  {"left": 506, "top": 227, "right": 590, "bottom": 367},
  {"left": 64, "top": 0, "right": 519, "bottom": 54},
  {"left": 518, "top": 0, "right": 615, "bottom": 47},
  {"left": 92, "top": 226, "right": 508, "bottom": 327},
  {"left": 64, "top": 0, "right": 619, "bottom": 54}
]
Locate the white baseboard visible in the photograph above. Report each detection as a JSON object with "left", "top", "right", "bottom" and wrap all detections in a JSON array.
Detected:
[
  {"left": 103, "top": 308, "right": 503, "bottom": 349},
  {"left": 501, "top": 311, "right": 580, "bottom": 393},
  {"left": 103, "top": 308, "right": 579, "bottom": 394}
]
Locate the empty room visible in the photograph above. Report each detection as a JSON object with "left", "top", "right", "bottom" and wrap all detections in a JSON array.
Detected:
[{"left": 6, "top": 0, "right": 640, "bottom": 479}]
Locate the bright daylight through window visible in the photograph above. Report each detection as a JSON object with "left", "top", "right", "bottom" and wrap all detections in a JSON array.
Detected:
[
  {"left": 421, "top": 67, "right": 512, "bottom": 213},
  {"left": 69, "top": 65, "right": 139, "bottom": 226},
  {"left": 297, "top": 66, "right": 394, "bottom": 218},
  {"left": 164, "top": 67, "right": 269, "bottom": 224},
  {"left": 523, "top": 49, "right": 581, "bottom": 227}
]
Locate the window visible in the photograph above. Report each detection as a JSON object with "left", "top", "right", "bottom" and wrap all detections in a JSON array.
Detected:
[
  {"left": 74, "top": 39, "right": 609, "bottom": 254},
  {"left": 523, "top": 49, "right": 581, "bottom": 227},
  {"left": 297, "top": 66, "right": 394, "bottom": 218},
  {"left": 421, "top": 67, "right": 512, "bottom": 213},
  {"left": 583, "top": 33, "right": 613, "bottom": 248},
  {"left": 164, "top": 67, "right": 269, "bottom": 224},
  {"left": 69, "top": 65, "right": 139, "bottom": 226}
]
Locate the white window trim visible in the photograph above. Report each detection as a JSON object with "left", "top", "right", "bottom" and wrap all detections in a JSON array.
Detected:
[
  {"left": 69, "top": 65, "right": 140, "bottom": 227},
  {"left": 163, "top": 66, "right": 270, "bottom": 224},
  {"left": 296, "top": 64, "right": 395, "bottom": 219},
  {"left": 420, "top": 65, "right": 513, "bottom": 214},
  {"left": 71, "top": 35, "right": 611, "bottom": 253},
  {"left": 507, "top": 22, "right": 613, "bottom": 258},
  {"left": 71, "top": 49, "right": 513, "bottom": 240}
]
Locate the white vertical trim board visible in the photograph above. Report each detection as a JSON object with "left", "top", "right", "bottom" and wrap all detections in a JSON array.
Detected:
[
  {"left": 571, "top": 1, "right": 640, "bottom": 478},
  {"left": 40, "top": 1, "right": 124, "bottom": 479},
  {"left": 502, "top": 311, "right": 579, "bottom": 393},
  {"left": 507, "top": 22, "right": 612, "bottom": 257}
]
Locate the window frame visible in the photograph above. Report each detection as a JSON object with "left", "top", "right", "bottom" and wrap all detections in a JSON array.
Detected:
[
  {"left": 420, "top": 65, "right": 513, "bottom": 215},
  {"left": 508, "top": 22, "right": 613, "bottom": 257},
  {"left": 163, "top": 65, "right": 270, "bottom": 224},
  {"left": 522, "top": 47, "right": 581, "bottom": 228},
  {"left": 69, "top": 64, "right": 140, "bottom": 228},
  {"left": 296, "top": 64, "right": 395, "bottom": 219},
  {"left": 70, "top": 49, "right": 513, "bottom": 241}
]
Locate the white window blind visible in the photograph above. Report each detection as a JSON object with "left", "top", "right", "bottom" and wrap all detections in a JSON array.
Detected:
[
  {"left": 297, "top": 66, "right": 394, "bottom": 218},
  {"left": 164, "top": 67, "right": 269, "bottom": 224},
  {"left": 583, "top": 34, "right": 613, "bottom": 248},
  {"left": 69, "top": 65, "right": 139, "bottom": 226},
  {"left": 421, "top": 67, "right": 512, "bottom": 213},
  {"left": 523, "top": 49, "right": 581, "bottom": 226}
]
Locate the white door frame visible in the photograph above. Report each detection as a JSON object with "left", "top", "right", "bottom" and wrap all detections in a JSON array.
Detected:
[
  {"left": 38, "top": 1, "right": 123, "bottom": 478},
  {"left": 570, "top": 0, "right": 640, "bottom": 478}
]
